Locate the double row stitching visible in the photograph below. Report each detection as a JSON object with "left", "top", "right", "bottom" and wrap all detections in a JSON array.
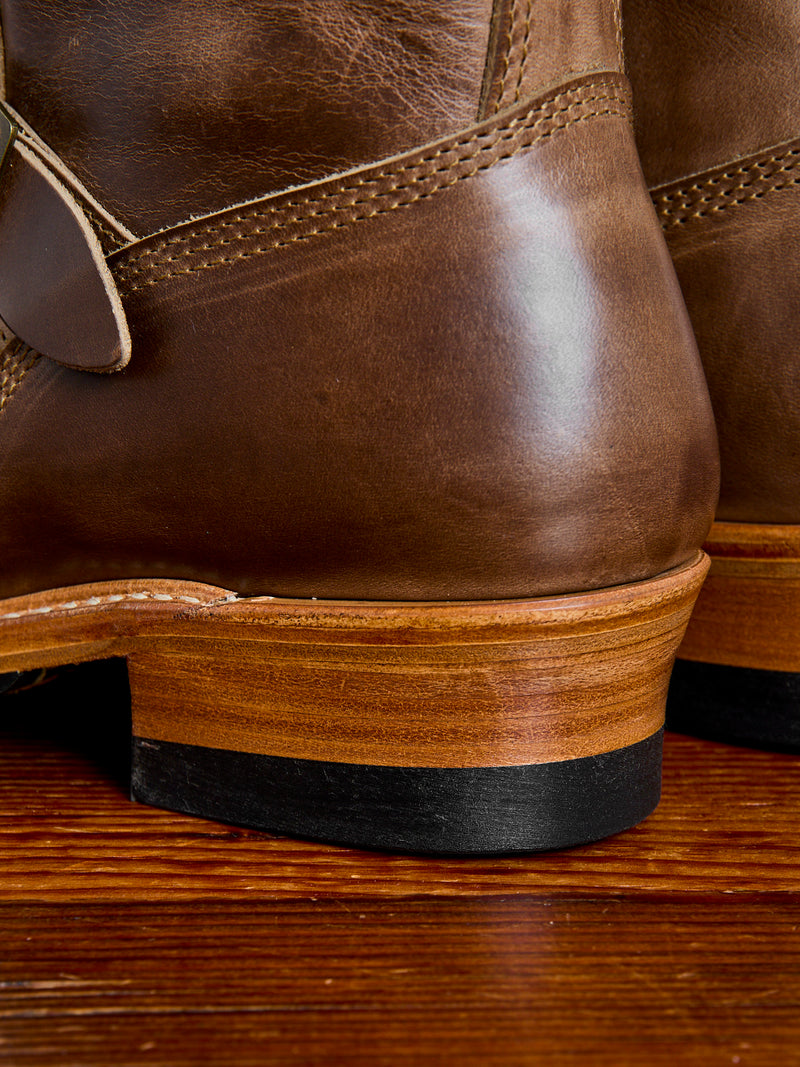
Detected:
[
  {"left": 495, "top": 0, "right": 519, "bottom": 113},
  {"left": 119, "top": 78, "right": 622, "bottom": 272},
  {"left": 124, "top": 80, "right": 622, "bottom": 270},
  {"left": 116, "top": 80, "right": 629, "bottom": 292},
  {"left": 125, "top": 103, "right": 629, "bottom": 292},
  {"left": 0, "top": 341, "right": 38, "bottom": 416},
  {"left": 494, "top": 0, "right": 533, "bottom": 111},
  {"left": 515, "top": 0, "right": 533, "bottom": 104},
  {"left": 654, "top": 145, "right": 800, "bottom": 227}
]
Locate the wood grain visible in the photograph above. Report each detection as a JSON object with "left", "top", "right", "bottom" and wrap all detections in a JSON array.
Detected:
[
  {"left": 2, "top": 660, "right": 800, "bottom": 1064},
  {"left": 2, "top": 897, "right": 800, "bottom": 1066}
]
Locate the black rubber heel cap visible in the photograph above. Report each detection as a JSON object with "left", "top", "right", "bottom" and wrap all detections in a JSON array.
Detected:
[
  {"left": 668, "top": 659, "right": 800, "bottom": 752},
  {"left": 131, "top": 730, "right": 663, "bottom": 855}
]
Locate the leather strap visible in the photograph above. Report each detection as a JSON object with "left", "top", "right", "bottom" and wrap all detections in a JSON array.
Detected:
[{"left": 0, "top": 105, "right": 131, "bottom": 372}]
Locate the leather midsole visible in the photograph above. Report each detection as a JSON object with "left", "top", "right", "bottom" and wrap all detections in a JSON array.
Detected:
[
  {"left": 679, "top": 522, "right": 800, "bottom": 672},
  {"left": 0, "top": 555, "right": 708, "bottom": 767}
]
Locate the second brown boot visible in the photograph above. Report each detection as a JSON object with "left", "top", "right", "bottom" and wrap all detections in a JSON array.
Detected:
[{"left": 625, "top": 0, "right": 800, "bottom": 750}]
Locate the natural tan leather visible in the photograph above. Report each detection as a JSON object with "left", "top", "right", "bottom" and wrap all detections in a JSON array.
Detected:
[
  {"left": 1, "top": 0, "right": 497, "bottom": 234},
  {"left": 0, "top": 63, "right": 718, "bottom": 601},
  {"left": 0, "top": 556, "right": 710, "bottom": 766},
  {"left": 481, "top": 0, "right": 623, "bottom": 116},
  {"left": 651, "top": 142, "right": 800, "bottom": 522},
  {"left": 0, "top": 133, "right": 131, "bottom": 371},
  {"left": 678, "top": 524, "right": 800, "bottom": 672},
  {"left": 0, "top": 0, "right": 627, "bottom": 236},
  {"left": 624, "top": 0, "right": 800, "bottom": 189},
  {"left": 625, "top": 0, "right": 800, "bottom": 524}
]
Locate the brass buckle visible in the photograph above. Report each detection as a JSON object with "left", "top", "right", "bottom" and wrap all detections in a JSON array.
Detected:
[{"left": 0, "top": 102, "right": 17, "bottom": 175}]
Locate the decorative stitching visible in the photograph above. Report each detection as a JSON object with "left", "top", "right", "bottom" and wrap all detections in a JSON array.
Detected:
[
  {"left": 654, "top": 144, "right": 800, "bottom": 228},
  {"left": 659, "top": 147, "right": 800, "bottom": 204},
  {"left": 115, "top": 80, "right": 629, "bottom": 292},
  {"left": 127, "top": 106, "right": 629, "bottom": 291},
  {"left": 119, "top": 78, "right": 622, "bottom": 272},
  {"left": 495, "top": 0, "right": 519, "bottom": 113},
  {"left": 0, "top": 338, "right": 22, "bottom": 398},
  {"left": 0, "top": 340, "right": 38, "bottom": 417},
  {"left": 0, "top": 590, "right": 213, "bottom": 622},
  {"left": 515, "top": 0, "right": 533, "bottom": 104},
  {"left": 120, "top": 110, "right": 540, "bottom": 268}
]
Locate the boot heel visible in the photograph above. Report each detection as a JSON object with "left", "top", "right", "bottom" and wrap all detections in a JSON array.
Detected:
[
  {"left": 669, "top": 522, "right": 800, "bottom": 750},
  {"left": 126, "top": 553, "right": 708, "bottom": 853}
]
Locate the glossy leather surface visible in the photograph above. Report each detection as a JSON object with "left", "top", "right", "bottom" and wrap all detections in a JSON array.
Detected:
[
  {"left": 0, "top": 72, "right": 718, "bottom": 600},
  {"left": 626, "top": 0, "right": 800, "bottom": 523}
]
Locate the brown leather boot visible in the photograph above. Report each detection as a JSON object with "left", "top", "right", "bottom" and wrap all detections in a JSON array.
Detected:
[
  {"left": 625, "top": 0, "right": 800, "bottom": 751},
  {"left": 0, "top": 1, "right": 717, "bottom": 851}
]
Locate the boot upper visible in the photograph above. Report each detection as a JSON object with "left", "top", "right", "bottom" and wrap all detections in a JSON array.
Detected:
[{"left": 0, "top": 0, "right": 718, "bottom": 600}]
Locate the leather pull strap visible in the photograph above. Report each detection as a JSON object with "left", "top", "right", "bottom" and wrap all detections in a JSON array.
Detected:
[{"left": 0, "top": 110, "right": 131, "bottom": 372}]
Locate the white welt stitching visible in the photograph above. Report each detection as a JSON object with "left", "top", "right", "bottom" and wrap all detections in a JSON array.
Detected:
[{"left": 0, "top": 591, "right": 206, "bottom": 621}]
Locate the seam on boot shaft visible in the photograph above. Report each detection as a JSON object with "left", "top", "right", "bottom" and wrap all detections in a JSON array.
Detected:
[
  {"left": 113, "top": 76, "right": 631, "bottom": 292},
  {"left": 652, "top": 138, "right": 800, "bottom": 229}
]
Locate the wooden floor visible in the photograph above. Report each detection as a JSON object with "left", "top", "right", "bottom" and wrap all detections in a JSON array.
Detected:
[{"left": 1, "top": 660, "right": 799, "bottom": 1065}]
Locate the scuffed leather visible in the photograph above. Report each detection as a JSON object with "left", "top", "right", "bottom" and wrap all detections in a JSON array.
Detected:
[
  {"left": 626, "top": 0, "right": 800, "bottom": 524},
  {"left": 0, "top": 74, "right": 718, "bottom": 601},
  {"left": 0, "top": 136, "right": 131, "bottom": 371},
  {"left": 624, "top": 0, "right": 800, "bottom": 188},
  {"left": 0, "top": 0, "right": 496, "bottom": 234}
]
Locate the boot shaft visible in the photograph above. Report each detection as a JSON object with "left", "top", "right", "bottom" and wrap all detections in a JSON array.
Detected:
[
  {"left": 624, "top": 0, "right": 800, "bottom": 523},
  {"left": 1, "top": 0, "right": 625, "bottom": 232},
  {"left": 624, "top": 0, "right": 800, "bottom": 186},
  {"left": 624, "top": 0, "right": 800, "bottom": 751}
]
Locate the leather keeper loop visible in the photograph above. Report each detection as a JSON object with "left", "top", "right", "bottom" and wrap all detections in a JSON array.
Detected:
[{"left": 0, "top": 117, "right": 131, "bottom": 372}]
